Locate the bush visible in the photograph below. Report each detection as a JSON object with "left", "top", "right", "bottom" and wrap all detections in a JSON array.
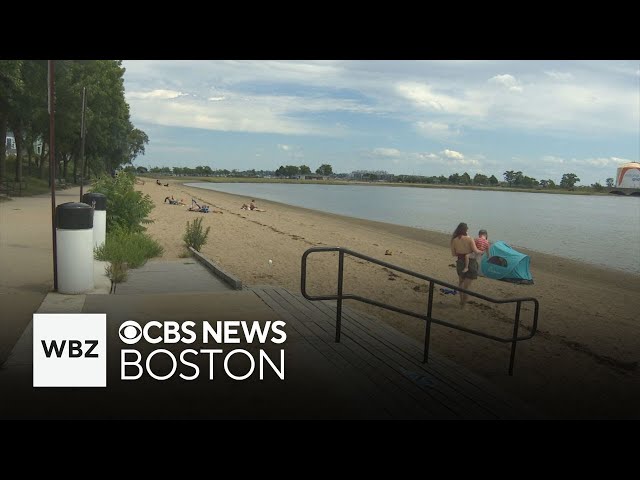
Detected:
[
  {"left": 90, "top": 171, "right": 154, "bottom": 233},
  {"left": 183, "top": 217, "right": 210, "bottom": 251},
  {"left": 95, "top": 228, "right": 164, "bottom": 268}
]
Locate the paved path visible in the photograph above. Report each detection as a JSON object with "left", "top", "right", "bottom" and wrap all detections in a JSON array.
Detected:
[{"left": 114, "top": 259, "right": 232, "bottom": 294}]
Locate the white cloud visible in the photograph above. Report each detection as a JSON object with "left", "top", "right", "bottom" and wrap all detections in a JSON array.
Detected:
[
  {"left": 278, "top": 144, "right": 292, "bottom": 151},
  {"left": 415, "top": 121, "right": 460, "bottom": 139},
  {"left": 127, "top": 89, "right": 185, "bottom": 100},
  {"left": 208, "top": 96, "right": 226, "bottom": 101},
  {"left": 574, "top": 157, "right": 631, "bottom": 167},
  {"left": 542, "top": 155, "right": 565, "bottom": 164},
  {"left": 441, "top": 149, "right": 464, "bottom": 160},
  {"left": 371, "top": 147, "right": 401, "bottom": 157},
  {"left": 545, "top": 71, "right": 574, "bottom": 81},
  {"left": 488, "top": 74, "right": 523, "bottom": 92},
  {"left": 126, "top": 93, "right": 349, "bottom": 136},
  {"left": 394, "top": 82, "right": 486, "bottom": 116}
]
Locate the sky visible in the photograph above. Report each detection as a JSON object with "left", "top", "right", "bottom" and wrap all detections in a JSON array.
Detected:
[{"left": 122, "top": 60, "right": 639, "bottom": 185}]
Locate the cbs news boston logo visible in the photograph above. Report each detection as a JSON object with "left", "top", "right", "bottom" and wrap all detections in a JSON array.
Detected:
[{"left": 33, "top": 314, "right": 107, "bottom": 387}]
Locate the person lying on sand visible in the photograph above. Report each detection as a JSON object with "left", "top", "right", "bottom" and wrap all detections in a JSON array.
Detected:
[
  {"left": 188, "top": 199, "right": 223, "bottom": 214},
  {"left": 241, "top": 199, "right": 266, "bottom": 212},
  {"left": 164, "top": 196, "right": 186, "bottom": 206}
]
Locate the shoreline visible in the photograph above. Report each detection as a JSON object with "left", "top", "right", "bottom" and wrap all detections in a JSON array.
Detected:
[
  {"left": 156, "top": 175, "right": 625, "bottom": 196},
  {"left": 183, "top": 181, "right": 639, "bottom": 285}
]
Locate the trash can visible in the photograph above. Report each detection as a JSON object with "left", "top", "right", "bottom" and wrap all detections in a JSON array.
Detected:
[
  {"left": 56, "top": 202, "right": 94, "bottom": 294},
  {"left": 82, "top": 192, "right": 107, "bottom": 248}
]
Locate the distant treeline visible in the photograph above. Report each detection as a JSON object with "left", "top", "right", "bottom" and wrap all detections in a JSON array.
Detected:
[{"left": 137, "top": 164, "right": 612, "bottom": 190}]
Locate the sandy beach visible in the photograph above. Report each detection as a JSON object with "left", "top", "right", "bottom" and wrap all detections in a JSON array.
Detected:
[
  {"left": 1, "top": 182, "right": 639, "bottom": 418},
  {"left": 140, "top": 180, "right": 640, "bottom": 419}
]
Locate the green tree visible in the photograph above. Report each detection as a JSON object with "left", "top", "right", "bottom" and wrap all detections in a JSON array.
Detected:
[
  {"left": 488, "top": 175, "right": 499, "bottom": 185},
  {"left": 316, "top": 164, "right": 333, "bottom": 176},
  {"left": 299, "top": 164, "right": 311, "bottom": 174},
  {"left": 473, "top": 173, "right": 489, "bottom": 185},
  {"left": 520, "top": 175, "right": 538, "bottom": 188},
  {"left": 127, "top": 128, "right": 149, "bottom": 165},
  {"left": 90, "top": 172, "right": 154, "bottom": 233},
  {"left": 460, "top": 172, "right": 471, "bottom": 185},
  {"left": 448, "top": 173, "right": 460, "bottom": 184},
  {"left": 560, "top": 173, "right": 580, "bottom": 189},
  {"left": 0, "top": 60, "right": 24, "bottom": 181},
  {"left": 503, "top": 170, "right": 516, "bottom": 186},
  {"left": 284, "top": 165, "right": 300, "bottom": 177},
  {"left": 606, "top": 177, "right": 614, "bottom": 187}
]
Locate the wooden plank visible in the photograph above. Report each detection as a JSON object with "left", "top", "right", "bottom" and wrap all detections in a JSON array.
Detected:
[
  {"left": 315, "top": 297, "right": 541, "bottom": 419},
  {"left": 251, "top": 288, "right": 403, "bottom": 419},
  {"left": 255, "top": 287, "right": 441, "bottom": 419},
  {"left": 273, "top": 288, "right": 496, "bottom": 419},
  {"left": 253, "top": 288, "right": 444, "bottom": 419},
  {"left": 261, "top": 288, "right": 461, "bottom": 419}
]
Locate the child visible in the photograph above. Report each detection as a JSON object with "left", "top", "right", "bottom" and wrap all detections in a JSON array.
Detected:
[{"left": 462, "top": 229, "right": 490, "bottom": 273}]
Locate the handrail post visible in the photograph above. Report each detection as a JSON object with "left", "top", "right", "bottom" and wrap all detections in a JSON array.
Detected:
[
  {"left": 423, "top": 281, "right": 434, "bottom": 363},
  {"left": 335, "top": 250, "right": 345, "bottom": 343},
  {"left": 508, "top": 301, "right": 522, "bottom": 375}
]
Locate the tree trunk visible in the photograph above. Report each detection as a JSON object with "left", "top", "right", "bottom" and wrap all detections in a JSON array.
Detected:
[
  {"left": 26, "top": 141, "right": 33, "bottom": 177},
  {"left": 13, "top": 126, "right": 23, "bottom": 182},
  {"left": 0, "top": 113, "right": 7, "bottom": 182},
  {"left": 63, "top": 153, "right": 69, "bottom": 180},
  {"left": 39, "top": 141, "right": 48, "bottom": 179}
]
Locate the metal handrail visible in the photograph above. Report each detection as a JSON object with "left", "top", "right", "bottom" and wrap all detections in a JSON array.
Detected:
[{"left": 301, "top": 246, "right": 539, "bottom": 375}]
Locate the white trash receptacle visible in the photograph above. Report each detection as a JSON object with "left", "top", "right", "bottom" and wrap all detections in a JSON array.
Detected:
[
  {"left": 56, "top": 202, "right": 94, "bottom": 294},
  {"left": 82, "top": 192, "right": 107, "bottom": 249}
]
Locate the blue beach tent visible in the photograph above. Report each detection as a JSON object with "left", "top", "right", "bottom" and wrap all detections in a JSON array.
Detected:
[{"left": 480, "top": 241, "right": 533, "bottom": 284}]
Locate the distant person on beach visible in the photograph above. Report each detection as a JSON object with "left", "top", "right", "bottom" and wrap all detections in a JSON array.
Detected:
[
  {"left": 450, "top": 222, "right": 483, "bottom": 307},
  {"left": 250, "top": 200, "right": 266, "bottom": 212},
  {"left": 188, "top": 199, "right": 222, "bottom": 214},
  {"left": 461, "top": 229, "right": 490, "bottom": 274},
  {"left": 164, "top": 196, "right": 185, "bottom": 206},
  {"left": 189, "top": 199, "right": 208, "bottom": 213},
  {"left": 156, "top": 179, "right": 162, "bottom": 185},
  {"left": 241, "top": 199, "right": 266, "bottom": 212}
]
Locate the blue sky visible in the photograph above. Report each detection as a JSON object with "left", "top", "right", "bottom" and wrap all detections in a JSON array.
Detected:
[{"left": 122, "top": 60, "right": 639, "bottom": 185}]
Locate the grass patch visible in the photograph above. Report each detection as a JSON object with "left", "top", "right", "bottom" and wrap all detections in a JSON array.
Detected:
[
  {"left": 95, "top": 229, "right": 163, "bottom": 268},
  {"left": 183, "top": 217, "right": 211, "bottom": 251}
]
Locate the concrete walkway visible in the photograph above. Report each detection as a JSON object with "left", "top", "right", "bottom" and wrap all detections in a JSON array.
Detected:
[{"left": 114, "top": 259, "right": 232, "bottom": 294}]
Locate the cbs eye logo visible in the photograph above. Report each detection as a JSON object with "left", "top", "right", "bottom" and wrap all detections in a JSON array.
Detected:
[{"left": 119, "top": 320, "right": 142, "bottom": 345}]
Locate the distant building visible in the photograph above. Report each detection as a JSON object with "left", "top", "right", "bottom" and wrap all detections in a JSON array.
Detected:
[
  {"left": 5, "top": 131, "right": 43, "bottom": 155},
  {"left": 5, "top": 134, "right": 16, "bottom": 154},
  {"left": 298, "top": 174, "right": 326, "bottom": 180},
  {"left": 615, "top": 162, "right": 640, "bottom": 188}
]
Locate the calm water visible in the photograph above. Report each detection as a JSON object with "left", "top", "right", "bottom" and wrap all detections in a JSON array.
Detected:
[{"left": 186, "top": 183, "right": 640, "bottom": 274}]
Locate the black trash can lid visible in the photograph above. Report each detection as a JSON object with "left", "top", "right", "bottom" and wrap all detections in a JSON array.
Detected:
[
  {"left": 82, "top": 192, "right": 107, "bottom": 211},
  {"left": 56, "top": 202, "right": 94, "bottom": 230}
]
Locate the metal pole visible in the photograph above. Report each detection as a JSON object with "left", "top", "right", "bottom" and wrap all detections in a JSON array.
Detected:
[
  {"left": 508, "top": 301, "right": 522, "bottom": 376},
  {"left": 335, "top": 250, "right": 344, "bottom": 343},
  {"left": 79, "top": 86, "right": 86, "bottom": 200},
  {"left": 48, "top": 60, "right": 58, "bottom": 291},
  {"left": 423, "top": 281, "right": 434, "bottom": 363}
]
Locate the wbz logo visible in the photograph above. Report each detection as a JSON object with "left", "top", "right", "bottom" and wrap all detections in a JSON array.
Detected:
[{"left": 33, "top": 314, "right": 107, "bottom": 387}]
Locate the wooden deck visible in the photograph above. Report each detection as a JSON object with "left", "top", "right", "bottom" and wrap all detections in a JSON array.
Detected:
[{"left": 251, "top": 286, "right": 541, "bottom": 420}]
